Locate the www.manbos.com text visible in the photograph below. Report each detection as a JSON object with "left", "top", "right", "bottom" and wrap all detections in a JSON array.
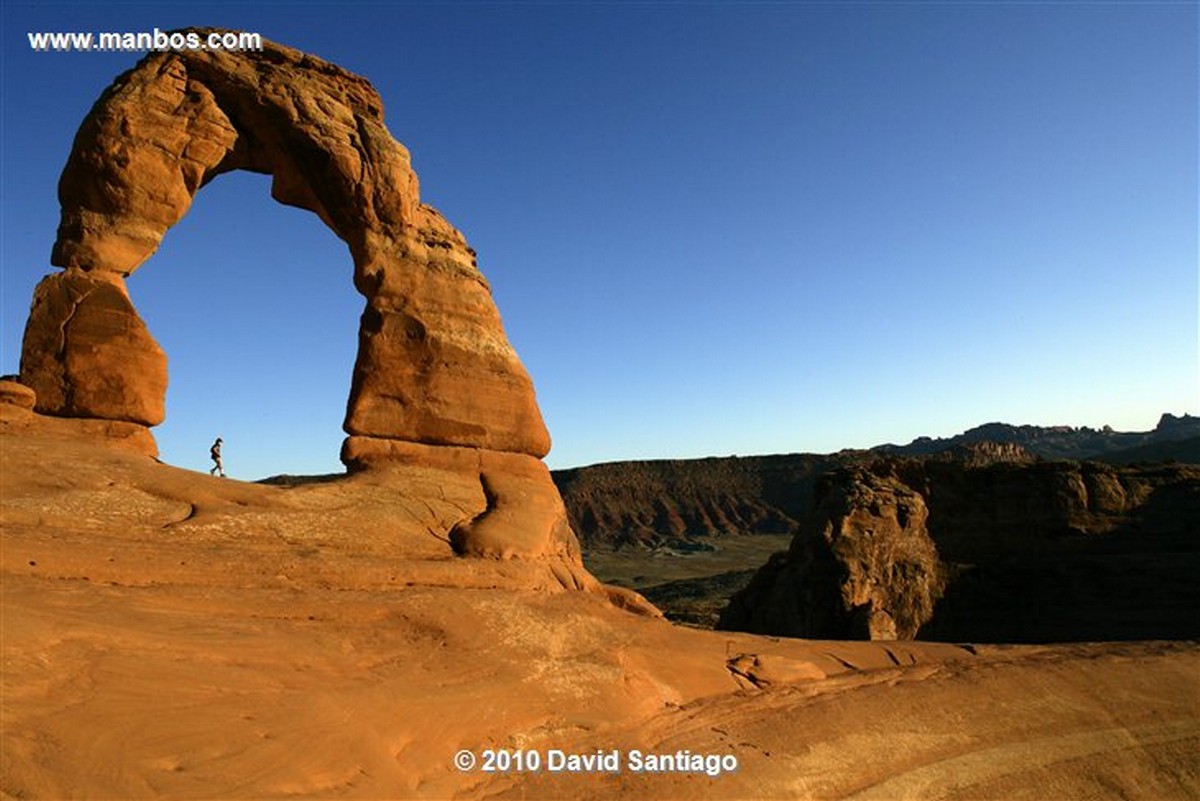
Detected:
[{"left": 28, "top": 29, "right": 263, "bottom": 53}]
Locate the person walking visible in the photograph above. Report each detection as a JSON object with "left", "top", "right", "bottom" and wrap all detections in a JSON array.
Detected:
[{"left": 209, "top": 437, "right": 225, "bottom": 477}]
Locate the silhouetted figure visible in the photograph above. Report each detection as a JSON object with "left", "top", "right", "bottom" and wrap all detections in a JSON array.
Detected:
[{"left": 210, "top": 437, "right": 225, "bottom": 477}]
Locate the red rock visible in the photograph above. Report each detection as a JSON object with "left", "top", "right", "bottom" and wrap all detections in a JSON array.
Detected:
[
  {"left": 341, "top": 436, "right": 588, "bottom": 568},
  {"left": 0, "top": 401, "right": 158, "bottom": 458},
  {"left": 0, "top": 380, "right": 36, "bottom": 410},
  {"left": 19, "top": 269, "right": 166, "bottom": 426},
  {"left": 21, "top": 29, "right": 549, "bottom": 458}
]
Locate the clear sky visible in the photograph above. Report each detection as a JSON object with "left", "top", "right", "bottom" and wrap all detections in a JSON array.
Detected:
[{"left": 2, "top": 2, "right": 1196, "bottom": 479}]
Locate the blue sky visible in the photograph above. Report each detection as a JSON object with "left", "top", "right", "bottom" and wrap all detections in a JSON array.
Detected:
[{"left": 2, "top": 2, "right": 1196, "bottom": 479}]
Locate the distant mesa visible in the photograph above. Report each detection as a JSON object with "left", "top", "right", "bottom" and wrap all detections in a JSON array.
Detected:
[
  {"left": 13, "top": 30, "right": 588, "bottom": 568},
  {"left": 554, "top": 416, "right": 1200, "bottom": 552}
]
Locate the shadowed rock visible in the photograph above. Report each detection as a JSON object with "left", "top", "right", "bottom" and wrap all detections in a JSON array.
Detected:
[
  {"left": 719, "top": 468, "right": 946, "bottom": 640},
  {"left": 719, "top": 458, "right": 1200, "bottom": 642}
]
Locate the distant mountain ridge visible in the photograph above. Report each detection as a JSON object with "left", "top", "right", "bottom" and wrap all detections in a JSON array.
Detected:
[
  {"left": 556, "top": 413, "right": 1199, "bottom": 549},
  {"left": 873, "top": 413, "right": 1200, "bottom": 461}
]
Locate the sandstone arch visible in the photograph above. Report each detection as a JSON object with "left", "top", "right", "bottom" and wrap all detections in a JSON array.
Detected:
[{"left": 19, "top": 31, "right": 550, "bottom": 462}]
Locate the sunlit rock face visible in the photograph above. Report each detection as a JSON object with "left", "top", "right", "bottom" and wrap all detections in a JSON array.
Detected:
[
  {"left": 17, "top": 29, "right": 579, "bottom": 564},
  {"left": 21, "top": 269, "right": 166, "bottom": 427},
  {"left": 22, "top": 29, "right": 549, "bottom": 458}
]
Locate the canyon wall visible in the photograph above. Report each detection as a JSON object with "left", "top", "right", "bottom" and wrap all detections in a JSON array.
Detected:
[
  {"left": 554, "top": 454, "right": 840, "bottom": 548},
  {"left": 718, "top": 458, "right": 1200, "bottom": 642}
]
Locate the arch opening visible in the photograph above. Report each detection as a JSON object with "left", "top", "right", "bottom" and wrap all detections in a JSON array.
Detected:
[{"left": 133, "top": 170, "right": 360, "bottom": 479}]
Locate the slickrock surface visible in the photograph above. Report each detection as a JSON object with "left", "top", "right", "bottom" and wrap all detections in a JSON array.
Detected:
[{"left": 3, "top": 414, "right": 1198, "bottom": 799}]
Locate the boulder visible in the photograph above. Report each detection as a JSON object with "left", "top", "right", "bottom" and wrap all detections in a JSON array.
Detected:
[
  {"left": 719, "top": 468, "right": 945, "bottom": 640},
  {"left": 19, "top": 269, "right": 166, "bottom": 426},
  {"left": 0, "top": 379, "right": 36, "bottom": 410}
]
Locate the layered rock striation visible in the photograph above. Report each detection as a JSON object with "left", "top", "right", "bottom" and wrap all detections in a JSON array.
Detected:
[
  {"left": 558, "top": 415, "right": 1198, "bottom": 552},
  {"left": 554, "top": 454, "right": 842, "bottom": 548}
]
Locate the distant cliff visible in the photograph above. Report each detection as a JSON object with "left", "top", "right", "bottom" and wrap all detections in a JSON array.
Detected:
[
  {"left": 553, "top": 454, "right": 842, "bottom": 548},
  {"left": 718, "top": 458, "right": 1200, "bottom": 643},
  {"left": 553, "top": 415, "right": 1198, "bottom": 549}
]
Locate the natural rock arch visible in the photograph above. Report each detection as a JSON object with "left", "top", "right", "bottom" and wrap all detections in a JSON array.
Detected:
[{"left": 19, "top": 30, "right": 550, "bottom": 463}]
